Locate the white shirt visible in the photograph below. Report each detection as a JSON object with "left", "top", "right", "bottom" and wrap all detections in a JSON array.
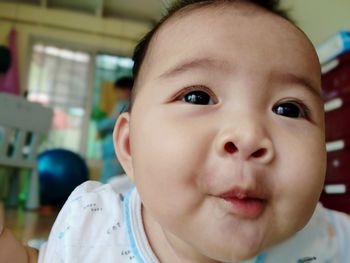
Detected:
[{"left": 38, "top": 181, "right": 350, "bottom": 263}]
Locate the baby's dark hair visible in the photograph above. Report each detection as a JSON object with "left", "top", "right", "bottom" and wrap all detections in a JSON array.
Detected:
[
  {"left": 130, "top": 0, "right": 294, "bottom": 109},
  {"left": 0, "top": 45, "right": 11, "bottom": 74},
  {"left": 114, "top": 76, "right": 134, "bottom": 91}
]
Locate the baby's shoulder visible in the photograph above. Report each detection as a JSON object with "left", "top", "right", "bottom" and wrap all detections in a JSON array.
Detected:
[
  {"left": 58, "top": 181, "right": 126, "bottom": 222},
  {"left": 321, "top": 205, "right": 350, "bottom": 257},
  {"left": 296, "top": 204, "right": 350, "bottom": 262},
  {"left": 39, "top": 181, "right": 134, "bottom": 263},
  {"left": 54, "top": 180, "right": 129, "bottom": 239},
  {"left": 264, "top": 204, "right": 350, "bottom": 263},
  {"left": 66, "top": 180, "right": 126, "bottom": 208}
]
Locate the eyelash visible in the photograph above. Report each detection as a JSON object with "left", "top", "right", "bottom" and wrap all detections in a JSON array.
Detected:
[
  {"left": 273, "top": 99, "right": 312, "bottom": 119},
  {"left": 173, "top": 85, "right": 218, "bottom": 103}
]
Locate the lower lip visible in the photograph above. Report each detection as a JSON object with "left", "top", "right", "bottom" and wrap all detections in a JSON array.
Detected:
[{"left": 221, "top": 197, "right": 265, "bottom": 218}]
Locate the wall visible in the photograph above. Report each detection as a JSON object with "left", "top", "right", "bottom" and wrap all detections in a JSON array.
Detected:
[
  {"left": 282, "top": 0, "right": 350, "bottom": 45},
  {"left": 0, "top": 2, "right": 151, "bottom": 93}
]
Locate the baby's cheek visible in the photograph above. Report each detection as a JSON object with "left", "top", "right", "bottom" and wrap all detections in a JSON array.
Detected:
[{"left": 275, "top": 157, "right": 325, "bottom": 231}]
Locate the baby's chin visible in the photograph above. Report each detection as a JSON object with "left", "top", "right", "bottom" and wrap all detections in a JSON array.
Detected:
[
  {"left": 206, "top": 240, "right": 270, "bottom": 262},
  {"left": 201, "top": 224, "right": 300, "bottom": 262},
  {"left": 194, "top": 233, "right": 266, "bottom": 262},
  {"left": 227, "top": 241, "right": 268, "bottom": 261},
  {"left": 201, "top": 245, "right": 263, "bottom": 262},
  {"left": 231, "top": 228, "right": 308, "bottom": 261}
]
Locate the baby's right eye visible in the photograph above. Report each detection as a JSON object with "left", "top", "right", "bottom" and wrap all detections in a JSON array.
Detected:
[{"left": 181, "top": 89, "right": 217, "bottom": 105}]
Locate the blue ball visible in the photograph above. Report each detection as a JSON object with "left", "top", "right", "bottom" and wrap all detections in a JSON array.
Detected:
[{"left": 38, "top": 149, "right": 89, "bottom": 206}]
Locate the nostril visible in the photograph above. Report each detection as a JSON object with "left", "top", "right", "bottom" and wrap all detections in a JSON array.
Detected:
[
  {"left": 224, "top": 142, "right": 238, "bottom": 154},
  {"left": 252, "top": 148, "right": 267, "bottom": 158}
]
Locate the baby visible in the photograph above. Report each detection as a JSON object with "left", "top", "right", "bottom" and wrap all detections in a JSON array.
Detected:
[{"left": 2, "top": 0, "right": 350, "bottom": 262}]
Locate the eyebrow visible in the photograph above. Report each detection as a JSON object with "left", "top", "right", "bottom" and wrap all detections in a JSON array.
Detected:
[
  {"left": 159, "top": 57, "right": 230, "bottom": 79},
  {"left": 159, "top": 57, "right": 323, "bottom": 101},
  {"left": 271, "top": 71, "right": 323, "bottom": 101}
]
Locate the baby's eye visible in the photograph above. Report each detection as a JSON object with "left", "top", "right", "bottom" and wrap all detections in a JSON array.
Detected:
[
  {"left": 272, "top": 102, "right": 309, "bottom": 119},
  {"left": 182, "top": 90, "right": 215, "bottom": 105}
]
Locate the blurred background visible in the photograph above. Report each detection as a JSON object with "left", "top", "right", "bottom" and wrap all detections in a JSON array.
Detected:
[{"left": 0, "top": 0, "right": 350, "bottom": 247}]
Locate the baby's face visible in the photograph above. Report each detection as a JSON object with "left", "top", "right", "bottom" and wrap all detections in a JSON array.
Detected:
[{"left": 116, "top": 4, "right": 325, "bottom": 262}]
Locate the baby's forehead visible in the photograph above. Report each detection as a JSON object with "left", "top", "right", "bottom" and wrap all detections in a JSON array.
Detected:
[
  {"left": 140, "top": 4, "right": 319, "bottom": 84},
  {"left": 151, "top": 3, "right": 297, "bottom": 46}
]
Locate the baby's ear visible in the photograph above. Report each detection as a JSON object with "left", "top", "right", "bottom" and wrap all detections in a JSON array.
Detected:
[{"left": 113, "top": 112, "right": 134, "bottom": 182}]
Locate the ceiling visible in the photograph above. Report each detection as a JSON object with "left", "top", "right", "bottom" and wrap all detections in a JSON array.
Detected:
[
  {"left": 103, "top": 0, "right": 171, "bottom": 23},
  {"left": 0, "top": 0, "right": 173, "bottom": 24}
]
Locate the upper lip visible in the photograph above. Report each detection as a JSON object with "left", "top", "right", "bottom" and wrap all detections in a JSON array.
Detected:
[{"left": 218, "top": 187, "right": 266, "bottom": 200}]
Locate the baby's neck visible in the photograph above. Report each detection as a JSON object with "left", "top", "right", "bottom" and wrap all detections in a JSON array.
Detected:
[{"left": 142, "top": 204, "right": 223, "bottom": 263}]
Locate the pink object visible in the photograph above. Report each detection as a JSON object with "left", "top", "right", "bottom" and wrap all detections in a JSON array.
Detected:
[{"left": 0, "top": 29, "right": 20, "bottom": 95}]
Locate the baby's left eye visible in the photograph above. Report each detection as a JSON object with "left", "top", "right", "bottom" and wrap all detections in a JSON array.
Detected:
[{"left": 272, "top": 102, "right": 308, "bottom": 119}]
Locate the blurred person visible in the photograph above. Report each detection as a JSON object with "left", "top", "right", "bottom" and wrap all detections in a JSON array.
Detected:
[{"left": 0, "top": 45, "right": 11, "bottom": 82}]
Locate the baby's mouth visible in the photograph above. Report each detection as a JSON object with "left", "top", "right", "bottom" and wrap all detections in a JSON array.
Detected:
[{"left": 218, "top": 188, "right": 267, "bottom": 219}]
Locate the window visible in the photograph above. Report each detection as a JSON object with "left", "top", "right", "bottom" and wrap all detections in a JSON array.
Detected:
[{"left": 27, "top": 43, "right": 92, "bottom": 154}]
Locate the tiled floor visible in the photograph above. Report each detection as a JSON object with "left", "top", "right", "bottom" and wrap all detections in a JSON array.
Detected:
[{"left": 2, "top": 202, "right": 58, "bottom": 244}]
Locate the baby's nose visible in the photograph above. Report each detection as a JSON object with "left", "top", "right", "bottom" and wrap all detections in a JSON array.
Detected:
[
  {"left": 215, "top": 122, "right": 275, "bottom": 164},
  {"left": 223, "top": 141, "right": 271, "bottom": 161},
  {"left": 224, "top": 141, "right": 268, "bottom": 157}
]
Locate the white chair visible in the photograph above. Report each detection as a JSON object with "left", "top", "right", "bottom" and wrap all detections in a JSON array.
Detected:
[{"left": 0, "top": 92, "right": 53, "bottom": 209}]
